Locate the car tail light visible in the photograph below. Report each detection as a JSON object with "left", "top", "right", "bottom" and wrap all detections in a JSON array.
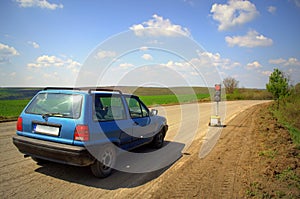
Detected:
[
  {"left": 16, "top": 117, "right": 23, "bottom": 131},
  {"left": 74, "top": 125, "right": 89, "bottom": 141}
]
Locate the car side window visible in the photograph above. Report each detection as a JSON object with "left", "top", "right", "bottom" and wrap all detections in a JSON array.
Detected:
[
  {"left": 93, "top": 95, "right": 126, "bottom": 121},
  {"left": 126, "top": 97, "right": 149, "bottom": 118}
]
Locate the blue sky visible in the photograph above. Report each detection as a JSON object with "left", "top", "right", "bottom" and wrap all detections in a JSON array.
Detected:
[{"left": 0, "top": 0, "right": 300, "bottom": 88}]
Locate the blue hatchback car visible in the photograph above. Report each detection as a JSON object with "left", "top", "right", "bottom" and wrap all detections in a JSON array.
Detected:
[{"left": 13, "top": 88, "right": 168, "bottom": 178}]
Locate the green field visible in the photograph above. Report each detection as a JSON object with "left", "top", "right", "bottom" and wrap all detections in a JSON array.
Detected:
[
  {"left": 0, "top": 87, "right": 210, "bottom": 121},
  {"left": 0, "top": 86, "right": 273, "bottom": 121},
  {"left": 0, "top": 99, "right": 30, "bottom": 120},
  {"left": 0, "top": 94, "right": 209, "bottom": 121},
  {"left": 140, "top": 94, "right": 209, "bottom": 106}
]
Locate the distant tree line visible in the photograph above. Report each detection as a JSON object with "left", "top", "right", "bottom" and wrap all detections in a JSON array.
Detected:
[{"left": 0, "top": 88, "right": 40, "bottom": 100}]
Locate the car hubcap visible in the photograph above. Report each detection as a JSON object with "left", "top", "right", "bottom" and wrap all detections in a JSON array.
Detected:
[{"left": 101, "top": 150, "right": 113, "bottom": 170}]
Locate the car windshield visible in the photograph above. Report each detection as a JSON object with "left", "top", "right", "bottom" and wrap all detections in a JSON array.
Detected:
[{"left": 25, "top": 93, "right": 83, "bottom": 119}]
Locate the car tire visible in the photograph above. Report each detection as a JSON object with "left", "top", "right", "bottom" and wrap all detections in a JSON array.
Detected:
[
  {"left": 151, "top": 130, "right": 165, "bottom": 149},
  {"left": 90, "top": 144, "right": 116, "bottom": 178}
]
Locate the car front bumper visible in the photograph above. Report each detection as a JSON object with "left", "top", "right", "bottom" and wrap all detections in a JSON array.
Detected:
[{"left": 12, "top": 135, "right": 95, "bottom": 166}]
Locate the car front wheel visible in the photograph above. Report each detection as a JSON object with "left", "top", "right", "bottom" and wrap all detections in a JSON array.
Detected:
[{"left": 151, "top": 130, "right": 165, "bottom": 149}]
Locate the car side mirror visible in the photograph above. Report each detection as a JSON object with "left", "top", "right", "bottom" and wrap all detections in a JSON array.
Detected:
[{"left": 150, "top": 109, "right": 158, "bottom": 116}]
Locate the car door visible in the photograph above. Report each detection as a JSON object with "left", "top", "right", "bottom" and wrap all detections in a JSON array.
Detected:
[
  {"left": 91, "top": 94, "right": 133, "bottom": 150},
  {"left": 126, "top": 96, "right": 156, "bottom": 145}
]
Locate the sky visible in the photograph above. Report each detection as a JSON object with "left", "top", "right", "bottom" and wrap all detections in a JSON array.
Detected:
[{"left": 0, "top": 0, "right": 300, "bottom": 88}]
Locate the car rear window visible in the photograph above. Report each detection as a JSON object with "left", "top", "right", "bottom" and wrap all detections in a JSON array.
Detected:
[{"left": 25, "top": 93, "right": 83, "bottom": 119}]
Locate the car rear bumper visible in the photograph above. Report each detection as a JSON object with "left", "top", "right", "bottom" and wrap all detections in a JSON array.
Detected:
[{"left": 12, "top": 135, "right": 95, "bottom": 166}]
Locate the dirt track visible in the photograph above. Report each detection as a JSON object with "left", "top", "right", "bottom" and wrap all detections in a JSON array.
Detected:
[
  {"left": 3, "top": 100, "right": 292, "bottom": 198},
  {"left": 146, "top": 102, "right": 260, "bottom": 198}
]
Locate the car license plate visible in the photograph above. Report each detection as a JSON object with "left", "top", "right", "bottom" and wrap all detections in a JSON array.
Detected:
[{"left": 35, "top": 124, "right": 60, "bottom": 136}]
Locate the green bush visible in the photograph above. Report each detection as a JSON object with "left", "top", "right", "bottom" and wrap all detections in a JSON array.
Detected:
[{"left": 226, "top": 88, "right": 272, "bottom": 100}]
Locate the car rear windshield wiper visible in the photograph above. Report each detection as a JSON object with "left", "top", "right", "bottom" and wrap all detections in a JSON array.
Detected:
[{"left": 42, "top": 112, "right": 68, "bottom": 119}]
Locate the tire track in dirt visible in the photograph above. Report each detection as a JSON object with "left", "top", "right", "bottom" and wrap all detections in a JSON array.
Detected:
[{"left": 214, "top": 107, "right": 256, "bottom": 198}]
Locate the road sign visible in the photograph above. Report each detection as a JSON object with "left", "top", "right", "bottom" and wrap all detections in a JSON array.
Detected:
[
  {"left": 215, "top": 84, "right": 221, "bottom": 91},
  {"left": 214, "top": 84, "right": 221, "bottom": 102}
]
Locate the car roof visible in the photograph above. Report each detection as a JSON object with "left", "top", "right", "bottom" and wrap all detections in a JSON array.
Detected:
[{"left": 40, "top": 87, "right": 137, "bottom": 97}]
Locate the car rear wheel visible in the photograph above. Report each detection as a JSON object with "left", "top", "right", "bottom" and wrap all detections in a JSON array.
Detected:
[{"left": 90, "top": 144, "right": 116, "bottom": 178}]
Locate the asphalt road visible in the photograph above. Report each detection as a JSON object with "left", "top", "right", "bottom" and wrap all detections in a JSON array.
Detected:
[{"left": 0, "top": 100, "right": 269, "bottom": 198}]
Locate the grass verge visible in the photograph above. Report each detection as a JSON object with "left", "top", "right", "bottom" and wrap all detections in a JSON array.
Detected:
[
  {"left": 269, "top": 85, "right": 300, "bottom": 146},
  {"left": 245, "top": 103, "right": 300, "bottom": 198}
]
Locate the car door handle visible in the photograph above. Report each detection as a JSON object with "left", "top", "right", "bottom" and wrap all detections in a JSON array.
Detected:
[{"left": 133, "top": 121, "right": 139, "bottom": 126}]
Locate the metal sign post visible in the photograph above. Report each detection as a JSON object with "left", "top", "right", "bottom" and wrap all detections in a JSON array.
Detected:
[{"left": 209, "top": 84, "right": 223, "bottom": 127}]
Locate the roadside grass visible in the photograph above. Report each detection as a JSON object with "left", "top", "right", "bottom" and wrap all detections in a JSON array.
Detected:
[
  {"left": 270, "top": 84, "right": 300, "bottom": 146},
  {"left": 246, "top": 103, "right": 300, "bottom": 198},
  {"left": 276, "top": 167, "right": 300, "bottom": 189},
  {"left": 258, "top": 149, "right": 277, "bottom": 159},
  {"left": 246, "top": 182, "right": 261, "bottom": 197}
]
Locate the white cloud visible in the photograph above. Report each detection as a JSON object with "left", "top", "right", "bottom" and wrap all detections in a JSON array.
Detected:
[
  {"left": 141, "top": 54, "right": 153, "bottom": 61},
  {"left": 65, "top": 59, "right": 81, "bottom": 73},
  {"left": 285, "top": 58, "right": 300, "bottom": 66},
  {"left": 119, "top": 63, "right": 134, "bottom": 69},
  {"left": 210, "top": 0, "right": 259, "bottom": 31},
  {"left": 95, "top": 50, "right": 116, "bottom": 59},
  {"left": 268, "top": 57, "right": 300, "bottom": 84},
  {"left": 16, "top": 0, "right": 63, "bottom": 10},
  {"left": 161, "top": 60, "right": 190, "bottom": 69},
  {"left": 28, "top": 55, "right": 62, "bottom": 68},
  {"left": 267, "top": 6, "right": 277, "bottom": 14},
  {"left": 246, "top": 61, "right": 262, "bottom": 70},
  {"left": 130, "top": 14, "right": 191, "bottom": 37},
  {"left": 0, "top": 43, "right": 19, "bottom": 56},
  {"left": 0, "top": 43, "right": 19, "bottom": 64},
  {"left": 193, "top": 51, "right": 240, "bottom": 70},
  {"left": 27, "top": 55, "right": 81, "bottom": 72},
  {"left": 225, "top": 30, "right": 273, "bottom": 47},
  {"left": 261, "top": 70, "right": 272, "bottom": 76},
  {"left": 269, "top": 58, "right": 286, "bottom": 65},
  {"left": 28, "top": 41, "right": 40, "bottom": 48},
  {"left": 269, "top": 57, "right": 300, "bottom": 66},
  {"left": 43, "top": 71, "right": 59, "bottom": 80},
  {"left": 159, "top": 51, "right": 240, "bottom": 74},
  {"left": 139, "top": 46, "right": 149, "bottom": 51}
]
